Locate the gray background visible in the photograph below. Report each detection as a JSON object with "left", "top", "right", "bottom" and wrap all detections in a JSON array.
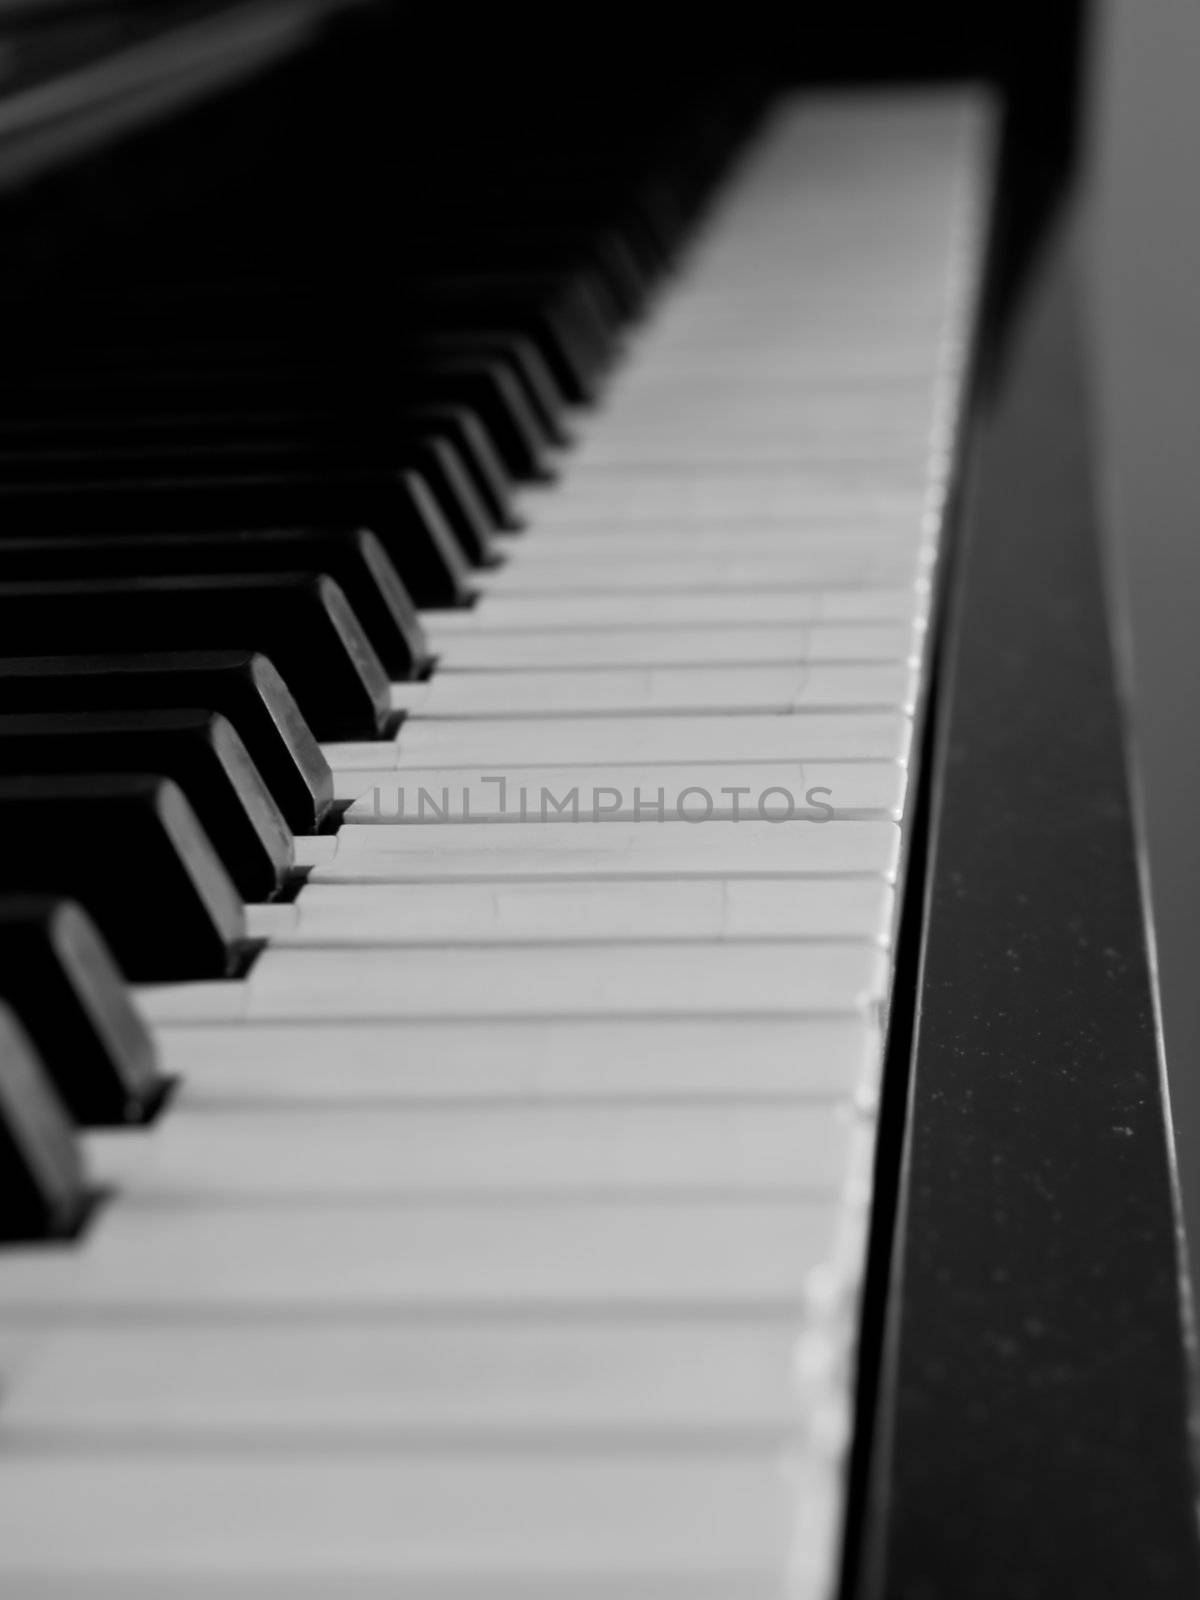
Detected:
[{"left": 1086, "top": 0, "right": 1200, "bottom": 1300}]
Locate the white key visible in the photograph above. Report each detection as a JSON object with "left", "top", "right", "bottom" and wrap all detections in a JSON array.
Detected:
[
  {"left": 474, "top": 550, "right": 928, "bottom": 593},
  {"left": 155, "top": 1015, "right": 882, "bottom": 1103},
  {"left": 0, "top": 1198, "right": 843, "bottom": 1312},
  {"left": 315, "top": 816, "right": 899, "bottom": 876},
  {"left": 133, "top": 982, "right": 246, "bottom": 1024},
  {"left": 366, "top": 711, "right": 913, "bottom": 770},
  {"left": 277, "top": 877, "right": 895, "bottom": 944},
  {"left": 517, "top": 470, "right": 926, "bottom": 525},
  {"left": 83, "top": 1102, "right": 859, "bottom": 1200},
  {"left": 565, "top": 431, "right": 936, "bottom": 469},
  {"left": 0, "top": 1451, "right": 815, "bottom": 1594},
  {"left": 426, "top": 589, "right": 927, "bottom": 630},
  {"left": 428, "top": 623, "right": 920, "bottom": 670},
  {"left": 146, "top": 937, "right": 866, "bottom": 1035},
  {"left": 495, "top": 529, "right": 930, "bottom": 563},
  {"left": 390, "top": 664, "right": 916, "bottom": 718},
  {"left": 345, "top": 762, "right": 903, "bottom": 821},
  {"left": 243, "top": 902, "right": 301, "bottom": 939},
  {"left": 572, "top": 382, "right": 941, "bottom": 412},
  {"left": 496, "top": 511, "right": 928, "bottom": 544},
  {"left": 292, "top": 835, "right": 337, "bottom": 867},
  {"left": 0, "top": 1316, "right": 805, "bottom": 1438},
  {"left": 314, "top": 740, "right": 396, "bottom": 770},
  {"left": 244, "top": 942, "right": 889, "bottom": 1021}
]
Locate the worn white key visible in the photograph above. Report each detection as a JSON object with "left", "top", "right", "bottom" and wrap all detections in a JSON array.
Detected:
[
  {"left": 428, "top": 623, "right": 920, "bottom": 670},
  {"left": 0, "top": 1316, "right": 806, "bottom": 1439},
  {"left": 83, "top": 1102, "right": 858, "bottom": 1201},
  {"left": 375, "top": 711, "right": 912, "bottom": 769},
  {"left": 154, "top": 1015, "right": 883, "bottom": 1103},
  {"left": 316, "top": 816, "right": 899, "bottom": 877},
  {"left": 245, "top": 942, "right": 889, "bottom": 1021},
  {"left": 277, "top": 878, "right": 895, "bottom": 945},
  {"left": 390, "top": 664, "right": 916, "bottom": 719},
  {"left": 346, "top": 762, "right": 903, "bottom": 821},
  {"left": 0, "top": 1198, "right": 843, "bottom": 1313}
]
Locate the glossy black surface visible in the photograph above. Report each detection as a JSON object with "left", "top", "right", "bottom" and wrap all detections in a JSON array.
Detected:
[
  {"left": 0, "top": 1000, "right": 87, "bottom": 1242},
  {"left": 857, "top": 199, "right": 1200, "bottom": 1600}
]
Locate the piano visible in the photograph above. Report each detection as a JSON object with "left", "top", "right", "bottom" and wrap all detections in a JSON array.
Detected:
[{"left": 0, "top": 2, "right": 1192, "bottom": 1595}]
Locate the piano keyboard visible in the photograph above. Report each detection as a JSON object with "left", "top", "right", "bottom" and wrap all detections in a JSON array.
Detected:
[{"left": 0, "top": 61, "right": 990, "bottom": 1600}]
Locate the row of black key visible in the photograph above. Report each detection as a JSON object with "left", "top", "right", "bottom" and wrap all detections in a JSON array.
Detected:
[{"left": 0, "top": 11, "right": 759, "bottom": 1235}]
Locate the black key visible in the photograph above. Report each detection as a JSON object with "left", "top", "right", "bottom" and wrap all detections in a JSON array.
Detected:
[
  {"left": 13, "top": 356, "right": 553, "bottom": 480},
  {"left": 0, "top": 652, "right": 333, "bottom": 834},
  {"left": 0, "top": 774, "right": 243, "bottom": 980},
  {"left": 0, "top": 574, "right": 391, "bottom": 740},
  {"left": 0, "top": 411, "right": 501, "bottom": 564},
  {"left": 0, "top": 529, "right": 430, "bottom": 680},
  {"left": 401, "top": 432, "right": 497, "bottom": 564},
  {"left": 56, "top": 253, "right": 620, "bottom": 395},
  {"left": 0, "top": 709, "right": 292, "bottom": 902},
  {"left": 344, "top": 277, "right": 612, "bottom": 401},
  {"left": 43, "top": 273, "right": 610, "bottom": 404},
  {"left": 32, "top": 290, "right": 604, "bottom": 422},
  {"left": 418, "top": 332, "right": 570, "bottom": 443},
  {"left": 352, "top": 219, "right": 649, "bottom": 320},
  {"left": 421, "top": 275, "right": 613, "bottom": 400},
  {"left": 0, "top": 1001, "right": 88, "bottom": 1241},
  {"left": 0, "top": 470, "right": 470, "bottom": 610},
  {"left": 387, "top": 224, "right": 645, "bottom": 323},
  {"left": 0, "top": 897, "right": 166, "bottom": 1126},
  {"left": 412, "top": 406, "right": 519, "bottom": 531},
  {"left": 377, "top": 354, "right": 563, "bottom": 479}
]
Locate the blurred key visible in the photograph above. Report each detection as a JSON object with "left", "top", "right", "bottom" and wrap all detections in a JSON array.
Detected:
[
  {"left": 0, "top": 897, "right": 165, "bottom": 1126},
  {"left": 0, "top": 409, "right": 502, "bottom": 564},
  {"left": 12, "top": 353, "right": 554, "bottom": 480},
  {"left": 0, "top": 1000, "right": 87, "bottom": 1241},
  {"left": 0, "top": 775, "right": 244, "bottom": 979}
]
